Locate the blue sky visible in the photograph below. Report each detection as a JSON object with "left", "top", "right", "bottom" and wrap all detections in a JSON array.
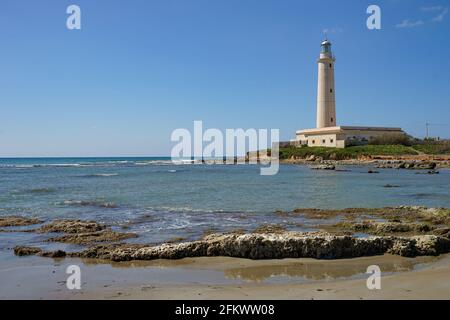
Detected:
[{"left": 1, "top": 0, "right": 450, "bottom": 157}]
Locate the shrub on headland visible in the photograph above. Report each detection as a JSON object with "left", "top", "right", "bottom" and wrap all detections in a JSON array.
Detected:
[
  {"left": 279, "top": 145, "right": 418, "bottom": 160},
  {"left": 368, "top": 134, "right": 414, "bottom": 146},
  {"left": 413, "top": 140, "right": 450, "bottom": 155}
]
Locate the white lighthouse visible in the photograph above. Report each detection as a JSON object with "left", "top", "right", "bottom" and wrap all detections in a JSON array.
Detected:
[
  {"left": 316, "top": 39, "right": 336, "bottom": 128},
  {"left": 293, "top": 39, "right": 405, "bottom": 148}
]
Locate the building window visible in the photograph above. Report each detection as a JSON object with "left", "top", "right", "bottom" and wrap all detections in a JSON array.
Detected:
[
  {"left": 329, "top": 63, "right": 332, "bottom": 68},
  {"left": 312, "top": 140, "right": 315, "bottom": 144},
  {"left": 330, "top": 139, "right": 334, "bottom": 143},
  {"left": 322, "top": 139, "right": 326, "bottom": 144},
  {"left": 331, "top": 117, "right": 334, "bottom": 123},
  {"left": 330, "top": 88, "right": 333, "bottom": 93}
]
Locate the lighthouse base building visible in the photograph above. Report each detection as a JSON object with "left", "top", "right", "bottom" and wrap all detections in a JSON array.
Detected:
[
  {"left": 295, "top": 126, "right": 404, "bottom": 148},
  {"left": 293, "top": 40, "right": 405, "bottom": 149}
]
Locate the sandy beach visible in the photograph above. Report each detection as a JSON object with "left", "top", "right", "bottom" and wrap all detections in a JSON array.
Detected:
[{"left": 2, "top": 252, "right": 450, "bottom": 300}]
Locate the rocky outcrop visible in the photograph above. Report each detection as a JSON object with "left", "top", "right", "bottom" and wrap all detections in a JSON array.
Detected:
[
  {"left": 4, "top": 218, "right": 137, "bottom": 245},
  {"left": 415, "top": 170, "right": 440, "bottom": 175},
  {"left": 46, "top": 230, "right": 137, "bottom": 245},
  {"left": 0, "top": 216, "right": 42, "bottom": 227},
  {"left": 252, "top": 224, "right": 286, "bottom": 234},
  {"left": 13, "top": 246, "right": 66, "bottom": 258},
  {"left": 35, "top": 219, "right": 105, "bottom": 234},
  {"left": 280, "top": 206, "right": 450, "bottom": 225},
  {"left": 14, "top": 246, "right": 43, "bottom": 256},
  {"left": 311, "top": 164, "right": 335, "bottom": 170},
  {"left": 334, "top": 221, "right": 434, "bottom": 235},
  {"left": 377, "top": 161, "right": 437, "bottom": 170},
  {"left": 14, "top": 232, "right": 450, "bottom": 261}
]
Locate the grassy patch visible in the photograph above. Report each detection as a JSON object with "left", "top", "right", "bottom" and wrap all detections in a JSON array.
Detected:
[
  {"left": 279, "top": 145, "right": 418, "bottom": 160},
  {"left": 412, "top": 141, "right": 450, "bottom": 155}
]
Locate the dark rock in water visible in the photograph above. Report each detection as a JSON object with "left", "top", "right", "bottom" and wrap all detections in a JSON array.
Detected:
[
  {"left": 389, "top": 161, "right": 438, "bottom": 170},
  {"left": 311, "top": 164, "right": 335, "bottom": 170},
  {"left": 35, "top": 219, "right": 105, "bottom": 234},
  {"left": 284, "top": 206, "right": 450, "bottom": 225},
  {"left": 415, "top": 170, "right": 440, "bottom": 175},
  {"left": 13, "top": 246, "right": 67, "bottom": 258},
  {"left": 334, "top": 221, "right": 434, "bottom": 235},
  {"left": 14, "top": 246, "right": 67, "bottom": 258},
  {"left": 61, "top": 200, "right": 117, "bottom": 208},
  {"left": 0, "top": 216, "right": 42, "bottom": 228},
  {"left": 39, "top": 250, "right": 67, "bottom": 258},
  {"left": 14, "top": 246, "right": 42, "bottom": 256},
  {"left": 367, "top": 170, "right": 379, "bottom": 174},
  {"left": 252, "top": 224, "right": 286, "bottom": 234},
  {"left": 46, "top": 230, "right": 138, "bottom": 245},
  {"left": 5, "top": 218, "right": 138, "bottom": 245},
  {"left": 413, "top": 162, "right": 437, "bottom": 170},
  {"left": 164, "top": 237, "right": 186, "bottom": 244},
  {"left": 383, "top": 184, "right": 400, "bottom": 188}
]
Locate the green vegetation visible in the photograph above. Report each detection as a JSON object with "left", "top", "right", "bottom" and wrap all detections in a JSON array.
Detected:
[
  {"left": 279, "top": 145, "right": 419, "bottom": 160},
  {"left": 412, "top": 140, "right": 450, "bottom": 155},
  {"left": 368, "top": 134, "right": 413, "bottom": 146}
]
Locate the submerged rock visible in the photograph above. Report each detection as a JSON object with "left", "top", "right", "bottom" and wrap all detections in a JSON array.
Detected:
[
  {"left": 0, "top": 216, "right": 42, "bottom": 228},
  {"left": 416, "top": 170, "right": 440, "bottom": 175},
  {"left": 39, "top": 250, "right": 67, "bottom": 258},
  {"left": 35, "top": 219, "right": 105, "bottom": 234},
  {"left": 311, "top": 164, "right": 335, "bottom": 170},
  {"left": 283, "top": 206, "right": 450, "bottom": 225},
  {"left": 14, "top": 246, "right": 43, "bottom": 256},
  {"left": 334, "top": 221, "right": 434, "bottom": 235},
  {"left": 14, "top": 246, "right": 67, "bottom": 258},
  {"left": 46, "top": 230, "right": 137, "bottom": 245},
  {"left": 252, "top": 224, "right": 286, "bottom": 234}
]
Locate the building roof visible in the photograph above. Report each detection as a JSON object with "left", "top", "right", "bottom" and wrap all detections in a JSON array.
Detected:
[{"left": 296, "top": 126, "right": 404, "bottom": 135}]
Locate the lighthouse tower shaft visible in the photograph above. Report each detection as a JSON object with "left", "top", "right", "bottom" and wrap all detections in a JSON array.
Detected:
[{"left": 316, "top": 40, "right": 336, "bottom": 128}]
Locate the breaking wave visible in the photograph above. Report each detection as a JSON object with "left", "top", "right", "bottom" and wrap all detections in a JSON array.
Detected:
[
  {"left": 59, "top": 200, "right": 118, "bottom": 209},
  {"left": 80, "top": 173, "right": 119, "bottom": 178}
]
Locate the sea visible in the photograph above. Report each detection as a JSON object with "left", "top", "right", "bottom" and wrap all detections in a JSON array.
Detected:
[{"left": 0, "top": 157, "right": 449, "bottom": 253}]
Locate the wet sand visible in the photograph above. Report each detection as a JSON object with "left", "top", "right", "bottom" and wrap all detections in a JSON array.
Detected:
[{"left": 1, "top": 252, "right": 450, "bottom": 299}]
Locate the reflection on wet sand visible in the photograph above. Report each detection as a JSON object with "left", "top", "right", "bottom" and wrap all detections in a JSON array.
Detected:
[
  {"left": 78, "top": 254, "right": 439, "bottom": 283},
  {"left": 224, "top": 256, "right": 437, "bottom": 282}
]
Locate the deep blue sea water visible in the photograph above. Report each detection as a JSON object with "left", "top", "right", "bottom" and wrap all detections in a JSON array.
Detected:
[{"left": 0, "top": 157, "right": 449, "bottom": 251}]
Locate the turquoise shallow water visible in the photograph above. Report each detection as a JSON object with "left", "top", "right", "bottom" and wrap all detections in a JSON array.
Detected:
[{"left": 0, "top": 157, "right": 449, "bottom": 250}]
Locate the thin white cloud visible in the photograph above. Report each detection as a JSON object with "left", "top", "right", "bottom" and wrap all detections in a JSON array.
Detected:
[
  {"left": 432, "top": 8, "right": 448, "bottom": 22},
  {"left": 396, "top": 19, "right": 424, "bottom": 28},
  {"left": 420, "top": 6, "right": 444, "bottom": 12},
  {"left": 397, "top": 5, "right": 448, "bottom": 28},
  {"left": 322, "top": 27, "right": 343, "bottom": 35}
]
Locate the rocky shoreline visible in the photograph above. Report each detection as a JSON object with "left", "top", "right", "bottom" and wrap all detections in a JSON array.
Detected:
[
  {"left": 11, "top": 232, "right": 450, "bottom": 261},
  {"left": 3, "top": 206, "right": 450, "bottom": 262},
  {"left": 280, "top": 154, "right": 450, "bottom": 169}
]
